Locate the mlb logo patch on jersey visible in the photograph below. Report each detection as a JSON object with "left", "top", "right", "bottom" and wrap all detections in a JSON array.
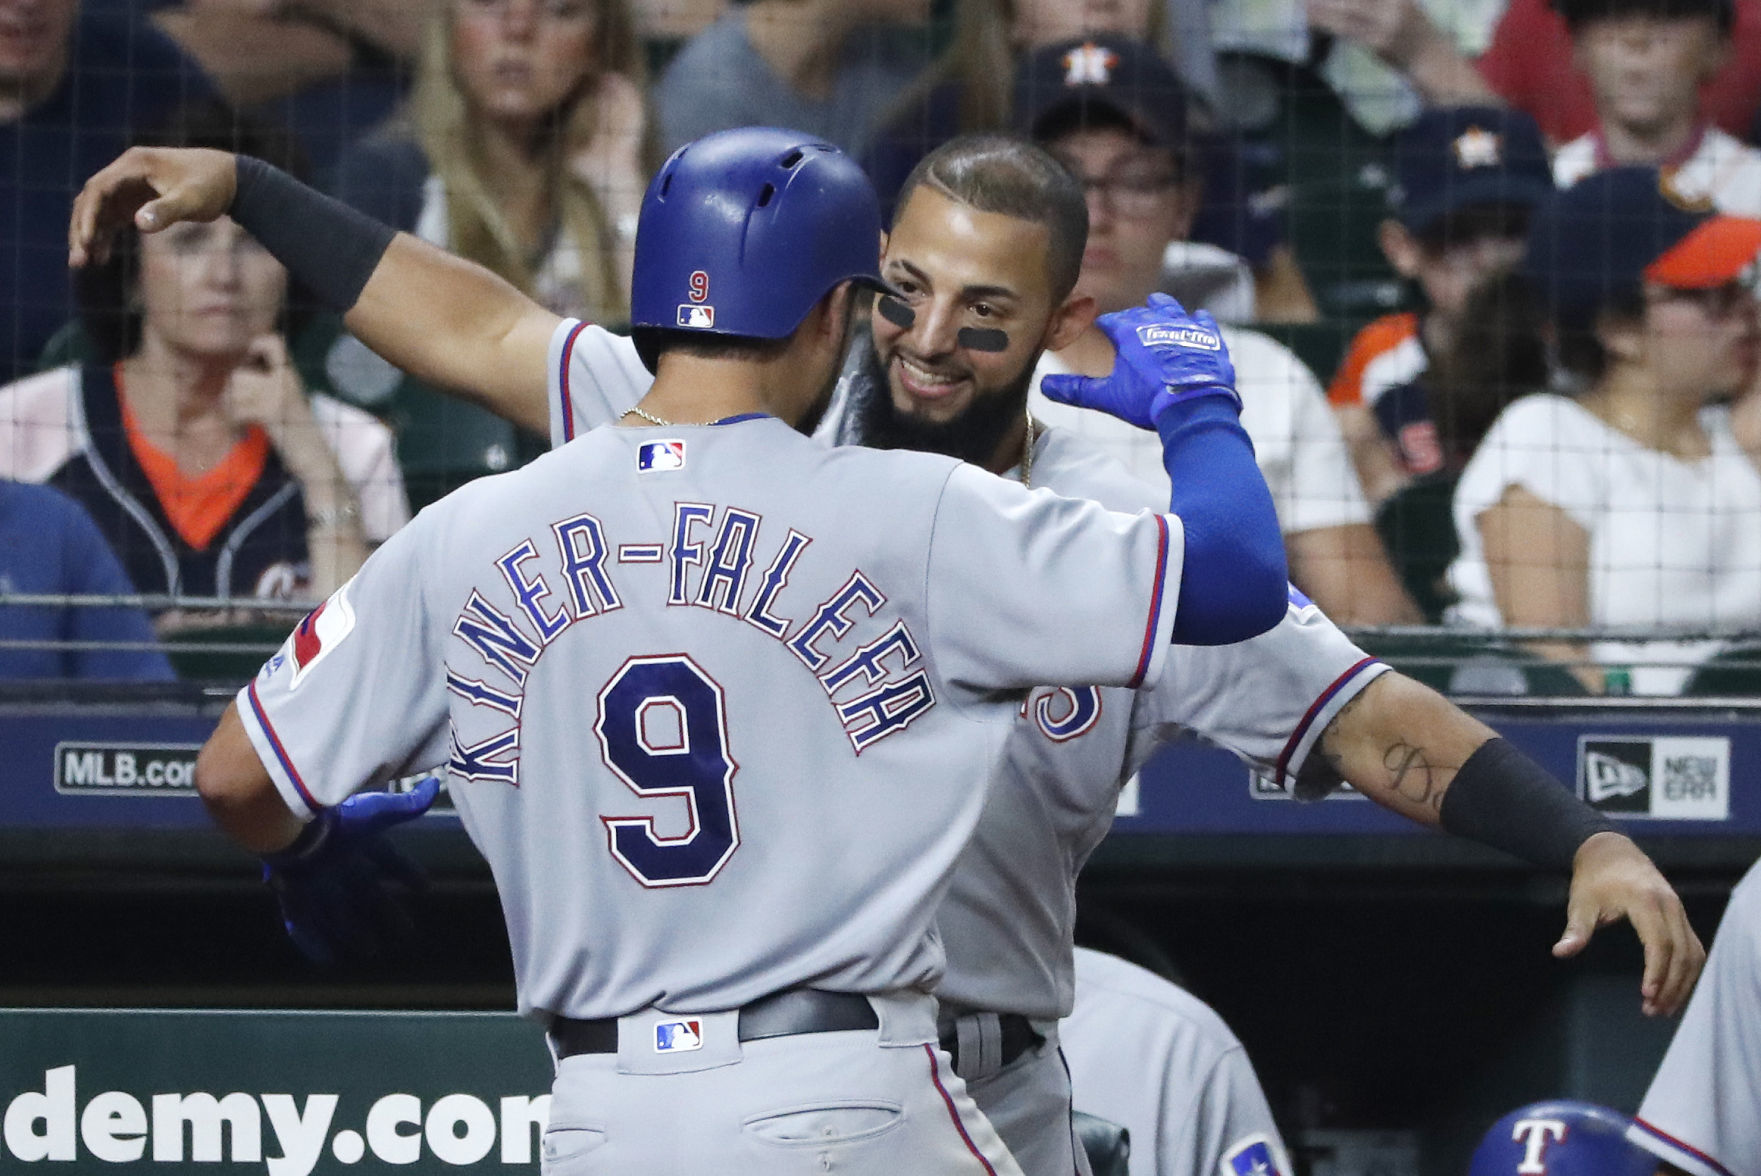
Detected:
[
  {"left": 287, "top": 585, "right": 356, "bottom": 690},
  {"left": 638, "top": 440, "right": 687, "bottom": 472},
  {"left": 677, "top": 304, "right": 715, "bottom": 329},
  {"left": 1221, "top": 1136, "right": 1290, "bottom": 1176},
  {"left": 654, "top": 1019, "right": 704, "bottom": 1053}
]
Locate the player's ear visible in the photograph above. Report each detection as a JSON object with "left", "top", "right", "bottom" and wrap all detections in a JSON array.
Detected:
[{"left": 1043, "top": 293, "right": 1097, "bottom": 353}]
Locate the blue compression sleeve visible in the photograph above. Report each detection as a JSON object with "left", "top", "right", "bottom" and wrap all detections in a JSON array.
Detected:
[{"left": 1156, "top": 397, "right": 1288, "bottom": 644}]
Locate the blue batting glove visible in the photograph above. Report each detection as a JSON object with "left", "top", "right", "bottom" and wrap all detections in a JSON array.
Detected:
[
  {"left": 1041, "top": 293, "right": 1240, "bottom": 430},
  {"left": 261, "top": 775, "right": 441, "bottom": 964}
]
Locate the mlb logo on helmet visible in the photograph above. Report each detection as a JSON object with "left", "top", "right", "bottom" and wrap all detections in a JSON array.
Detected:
[
  {"left": 677, "top": 304, "right": 715, "bottom": 328},
  {"left": 654, "top": 1019, "right": 704, "bottom": 1053},
  {"left": 638, "top": 440, "right": 687, "bottom": 472},
  {"left": 1137, "top": 323, "right": 1221, "bottom": 351},
  {"left": 1223, "top": 1136, "right": 1291, "bottom": 1176}
]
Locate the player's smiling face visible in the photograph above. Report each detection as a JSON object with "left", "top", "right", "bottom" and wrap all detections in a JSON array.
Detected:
[{"left": 873, "top": 186, "right": 1061, "bottom": 427}]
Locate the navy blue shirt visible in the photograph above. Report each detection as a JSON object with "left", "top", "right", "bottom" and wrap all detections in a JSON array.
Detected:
[
  {"left": 0, "top": 14, "right": 214, "bottom": 381},
  {"left": 0, "top": 481, "right": 174, "bottom": 681}
]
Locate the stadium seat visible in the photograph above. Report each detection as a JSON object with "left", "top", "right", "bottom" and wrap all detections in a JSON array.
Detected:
[
  {"left": 1374, "top": 470, "right": 1461, "bottom": 624},
  {"left": 293, "top": 315, "right": 538, "bottom": 511},
  {"left": 1356, "top": 630, "right": 1590, "bottom": 696},
  {"left": 1217, "top": 53, "right": 1407, "bottom": 320},
  {"left": 163, "top": 621, "right": 290, "bottom": 682},
  {"left": 1682, "top": 644, "right": 1761, "bottom": 696}
]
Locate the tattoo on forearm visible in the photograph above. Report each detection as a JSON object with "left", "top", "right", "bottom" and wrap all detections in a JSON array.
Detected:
[{"left": 1383, "top": 741, "right": 1453, "bottom": 813}]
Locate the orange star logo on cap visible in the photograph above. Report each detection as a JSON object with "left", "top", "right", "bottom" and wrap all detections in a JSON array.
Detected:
[{"left": 1063, "top": 42, "right": 1119, "bottom": 87}]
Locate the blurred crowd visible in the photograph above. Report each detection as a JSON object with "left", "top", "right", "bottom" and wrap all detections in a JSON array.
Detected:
[{"left": 4, "top": 0, "right": 1761, "bottom": 694}]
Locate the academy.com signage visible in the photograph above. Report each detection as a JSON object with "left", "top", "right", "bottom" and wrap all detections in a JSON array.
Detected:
[
  {"left": 0, "top": 1011, "right": 556, "bottom": 1172},
  {"left": 0, "top": 1068, "right": 549, "bottom": 1170}
]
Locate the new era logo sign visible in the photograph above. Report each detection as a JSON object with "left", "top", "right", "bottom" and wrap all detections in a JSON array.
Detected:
[
  {"left": 638, "top": 440, "right": 686, "bottom": 471},
  {"left": 1137, "top": 324, "right": 1221, "bottom": 351},
  {"left": 654, "top": 1019, "right": 703, "bottom": 1053},
  {"left": 677, "top": 304, "right": 715, "bottom": 328},
  {"left": 1577, "top": 736, "right": 1730, "bottom": 820}
]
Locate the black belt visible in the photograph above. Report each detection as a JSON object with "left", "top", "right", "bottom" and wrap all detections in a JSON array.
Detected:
[
  {"left": 550, "top": 989, "right": 878, "bottom": 1058},
  {"left": 939, "top": 1012, "right": 1043, "bottom": 1075}
]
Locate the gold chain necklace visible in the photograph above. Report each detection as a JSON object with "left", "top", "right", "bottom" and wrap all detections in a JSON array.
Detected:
[{"left": 623, "top": 405, "right": 718, "bottom": 427}]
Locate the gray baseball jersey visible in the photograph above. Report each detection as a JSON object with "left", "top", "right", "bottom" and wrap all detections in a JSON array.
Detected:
[
  {"left": 547, "top": 320, "right": 1387, "bottom": 1019},
  {"left": 1629, "top": 859, "right": 1760, "bottom": 1176},
  {"left": 239, "top": 412, "right": 1183, "bottom": 1021},
  {"left": 1063, "top": 948, "right": 1294, "bottom": 1176}
]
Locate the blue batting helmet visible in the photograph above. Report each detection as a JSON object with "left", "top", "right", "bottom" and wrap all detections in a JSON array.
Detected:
[
  {"left": 629, "top": 126, "right": 893, "bottom": 370},
  {"left": 1468, "top": 1101, "right": 1659, "bottom": 1176}
]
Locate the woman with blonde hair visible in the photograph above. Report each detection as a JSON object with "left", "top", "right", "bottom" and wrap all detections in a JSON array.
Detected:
[{"left": 332, "top": 0, "right": 656, "bottom": 324}]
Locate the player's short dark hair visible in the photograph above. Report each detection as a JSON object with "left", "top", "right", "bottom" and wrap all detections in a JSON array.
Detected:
[
  {"left": 1552, "top": 0, "right": 1732, "bottom": 33},
  {"left": 634, "top": 329, "right": 794, "bottom": 371},
  {"left": 76, "top": 99, "right": 311, "bottom": 364},
  {"left": 894, "top": 134, "right": 1090, "bottom": 304}
]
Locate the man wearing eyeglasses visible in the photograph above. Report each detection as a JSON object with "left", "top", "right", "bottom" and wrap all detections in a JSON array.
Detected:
[{"left": 1016, "top": 35, "right": 1421, "bottom": 625}]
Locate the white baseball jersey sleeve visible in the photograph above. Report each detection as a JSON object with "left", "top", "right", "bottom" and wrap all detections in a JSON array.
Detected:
[
  {"left": 933, "top": 429, "right": 1387, "bottom": 1020},
  {"left": 547, "top": 319, "right": 652, "bottom": 446},
  {"left": 238, "top": 416, "right": 1182, "bottom": 1022},
  {"left": 1064, "top": 948, "right": 1295, "bottom": 1176},
  {"left": 1629, "top": 859, "right": 1761, "bottom": 1176}
]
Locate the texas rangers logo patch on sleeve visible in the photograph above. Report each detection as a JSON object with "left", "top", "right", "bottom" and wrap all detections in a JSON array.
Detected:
[
  {"left": 654, "top": 1019, "right": 703, "bottom": 1053},
  {"left": 638, "top": 440, "right": 687, "bottom": 472},
  {"left": 287, "top": 585, "right": 356, "bottom": 689},
  {"left": 1221, "top": 1135, "right": 1291, "bottom": 1176}
]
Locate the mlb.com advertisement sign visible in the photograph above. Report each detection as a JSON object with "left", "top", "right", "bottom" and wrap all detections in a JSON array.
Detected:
[{"left": 0, "top": 1011, "right": 555, "bottom": 1171}]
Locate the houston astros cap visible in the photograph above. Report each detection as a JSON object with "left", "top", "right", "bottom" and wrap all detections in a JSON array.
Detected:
[
  {"left": 1524, "top": 166, "right": 1761, "bottom": 326},
  {"left": 1013, "top": 35, "right": 1189, "bottom": 152},
  {"left": 1390, "top": 105, "right": 1554, "bottom": 235}
]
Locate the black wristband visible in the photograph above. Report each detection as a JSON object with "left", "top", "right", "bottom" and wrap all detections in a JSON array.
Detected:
[
  {"left": 1439, "top": 737, "right": 1617, "bottom": 869},
  {"left": 230, "top": 156, "right": 396, "bottom": 313}
]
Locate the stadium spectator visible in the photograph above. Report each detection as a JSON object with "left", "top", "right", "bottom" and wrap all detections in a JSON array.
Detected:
[
  {"left": 1484, "top": 0, "right": 1761, "bottom": 145},
  {"left": 0, "top": 0, "right": 216, "bottom": 383},
  {"left": 1548, "top": 0, "right": 1761, "bottom": 216},
  {"left": 632, "top": 0, "right": 725, "bottom": 39},
  {"left": 1063, "top": 948, "right": 1292, "bottom": 1176},
  {"left": 864, "top": 2, "right": 1322, "bottom": 323},
  {"left": 0, "top": 480, "right": 174, "bottom": 681},
  {"left": 1329, "top": 106, "right": 1554, "bottom": 506},
  {"left": 1448, "top": 168, "right": 1761, "bottom": 694},
  {"left": 331, "top": 0, "right": 653, "bottom": 326},
  {"left": 1019, "top": 36, "right": 1419, "bottom": 623},
  {"left": 1308, "top": 0, "right": 1761, "bottom": 147},
  {"left": 653, "top": 0, "right": 932, "bottom": 158},
  {"left": 0, "top": 104, "right": 406, "bottom": 625}
]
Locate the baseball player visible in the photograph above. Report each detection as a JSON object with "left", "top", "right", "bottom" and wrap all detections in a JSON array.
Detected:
[
  {"left": 1626, "top": 857, "right": 1761, "bottom": 1176},
  {"left": 99, "top": 128, "right": 1292, "bottom": 1175},
  {"left": 72, "top": 133, "right": 1705, "bottom": 1176},
  {"left": 1470, "top": 1100, "right": 1663, "bottom": 1175},
  {"left": 1063, "top": 947, "right": 1292, "bottom": 1176}
]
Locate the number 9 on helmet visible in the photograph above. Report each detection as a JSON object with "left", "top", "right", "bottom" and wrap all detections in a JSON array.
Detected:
[{"left": 629, "top": 126, "right": 898, "bottom": 373}]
